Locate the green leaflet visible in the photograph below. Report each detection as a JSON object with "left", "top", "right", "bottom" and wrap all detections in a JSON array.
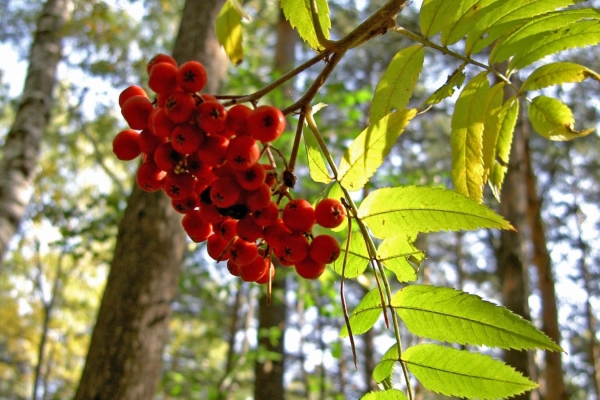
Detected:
[
  {"left": 331, "top": 233, "right": 370, "bottom": 278},
  {"left": 338, "top": 109, "right": 417, "bottom": 192},
  {"left": 360, "top": 389, "right": 408, "bottom": 400},
  {"left": 303, "top": 124, "right": 333, "bottom": 184},
  {"left": 451, "top": 72, "right": 489, "bottom": 203},
  {"left": 373, "top": 344, "right": 400, "bottom": 383},
  {"left": 419, "top": 0, "right": 478, "bottom": 42},
  {"left": 216, "top": 1, "right": 243, "bottom": 65},
  {"left": 370, "top": 45, "right": 424, "bottom": 123},
  {"left": 281, "top": 0, "right": 331, "bottom": 51},
  {"left": 422, "top": 66, "right": 466, "bottom": 108},
  {"left": 402, "top": 344, "right": 538, "bottom": 399},
  {"left": 481, "top": 82, "right": 504, "bottom": 186},
  {"left": 377, "top": 235, "right": 421, "bottom": 283},
  {"left": 340, "top": 288, "right": 383, "bottom": 338},
  {"left": 392, "top": 285, "right": 563, "bottom": 351},
  {"left": 488, "top": 97, "right": 519, "bottom": 201},
  {"left": 465, "top": 0, "right": 581, "bottom": 56},
  {"left": 357, "top": 186, "right": 513, "bottom": 239},
  {"left": 490, "top": 8, "right": 600, "bottom": 64},
  {"left": 528, "top": 95, "right": 594, "bottom": 141},
  {"left": 520, "top": 62, "right": 600, "bottom": 92}
]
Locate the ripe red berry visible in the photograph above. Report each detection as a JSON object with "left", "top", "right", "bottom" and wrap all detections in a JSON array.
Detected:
[
  {"left": 236, "top": 215, "right": 264, "bottom": 242},
  {"left": 196, "top": 134, "right": 229, "bottom": 167},
  {"left": 228, "top": 239, "right": 258, "bottom": 267},
  {"left": 149, "top": 107, "right": 176, "bottom": 139},
  {"left": 240, "top": 256, "right": 270, "bottom": 282},
  {"left": 121, "top": 95, "right": 153, "bottom": 130},
  {"left": 182, "top": 210, "right": 212, "bottom": 243},
  {"left": 154, "top": 142, "right": 183, "bottom": 172},
  {"left": 196, "top": 100, "right": 227, "bottom": 134},
  {"left": 274, "top": 232, "right": 309, "bottom": 264},
  {"left": 113, "top": 129, "right": 141, "bottom": 161},
  {"left": 147, "top": 53, "right": 177, "bottom": 75},
  {"left": 309, "top": 235, "right": 341, "bottom": 264},
  {"left": 282, "top": 199, "right": 316, "bottom": 233},
  {"left": 216, "top": 218, "right": 238, "bottom": 242},
  {"left": 253, "top": 201, "right": 279, "bottom": 227},
  {"left": 245, "top": 183, "right": 272, "bottom": 212},
  {"left": 138, "top": 128, "right": 167, "bottom": 155},
  {"left": 171, "top": 195, "right": 199, "bottom": 214},
  {"left": 248, "top": 105, "right": 286, "bottom": 143},
  {"left": 225, "top": 104, "right": 252, "bottom": 133},
  {"left": 171, "top": 124, "right": 204, "bottom": 154},
  {"left": 119, "top": 85, "right": 148, "bottom": 108},
  {"left": 254, "top": 263, "right": 275, "bottom": 284},
  {"left": 148, "top": 62, "right": 178, "bottom": 95},
  {"left": 226, "top": 135, "right": 261, "bottom": 170},
  {"left": 136, "top": 160, "right": 167, "bottom": 192},
  {"left": 176, "top": 61, "right": 208, "bottom": 93},
  {"left": 235, "top": 163, "right": 266, "bottom": 191},
  {"left": 295, "top": 256, "right": 326, "bottom": 280},
  {"left": 210, "top": 176, "right": 241, "bottom": 208},
  {"left": 263, "top": 218, "right": 291, "bottom": 249},
  {"left": 162, "top": 172, "right": 196, "bottom": 200},
  {"left": 206, "top": 233, "right": 231, "bottom": 261},
  {"left": 227, "top": 259, "right": 242, "bottom": 276},
  {"left": 315, "top": 198, "right": 346, "bottom": 228},
  {"left": 164, "top": 92, "right": 196, "bottom": 123}
]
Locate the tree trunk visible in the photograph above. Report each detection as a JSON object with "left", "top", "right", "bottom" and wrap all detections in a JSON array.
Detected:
[
  {"left": 253, "top": 9, "right": 296, "bottom": 400},
  {"left": 495, "top": 105, "right": 532, "bottom": 400},
  {"left": 73, "top": 1, "right": 227, "bottom": 399},
  {"left": 524, "top": 138, "right": 567, "bottom": 400},
  {"left": 0, "top": 0, "right": 72, "bottom": 264}
]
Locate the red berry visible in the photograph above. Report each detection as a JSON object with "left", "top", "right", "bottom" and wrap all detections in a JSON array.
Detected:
[
  {"left": 148, "top": 62, "right": 178, "bottom": 95},
  {"left": 282, "top": 199, "right": 316, "bottom": 233},
  {"left": 147, "top": 53, "right": 177, "bottom": 75},
  {"left": 164, "top": 92, "right": 196, "bottom": 123},
  {"left": 196, "top": 101, "right": 227, "bottom": 133},
  {"left": 121, "top": 96, "right": 153, "bottom": 130},
  {"left": 216, "top": 218, "right": 238, "bottom": 242},
  {"left": 240, "top": 256, "right": 270, "bottom": 282},
  {"left": 182, "top": 210, "right": 212, "bottom": 243},
  {"left": 196, "top": 134, "right": 229, "bottom": 167},
  {"left": 236, "top": 215, "right": 264, "bottom": 242},
  {"left": 263, "top": 218, "right": 291, "bottom": 249},
  {"left": 171, "top": 124, "right": 204, "bottom": 154},
  {"left": 235, "top": 163, "right": 266, "bottom": 191},
  {"left": 248, "top": 105, "right": 286, "bottom": 143},
  {"left": 206, "top": 234, "right": 231, "bottom": 261},
  {"left": 315, "top": 198, "right": 346, "bottom": 229},
  {"left": 274, "top": 232, "right": 309, "bottom": 264},
  {"left": 136, "top": 160, "right": 167, "bottom": 192},
  {"left": 162, "top": 172, "right": 196, "bottom": 200},
  {"left": 154, "top": 142, "right": 183, "bottom": 172},
  {"left": 309, "top": 235, "right": 341, "bottom": 264},
  {"left": 210, "top": 176, "right": 241, "bottom": 208},
  {"left": 253, "top": 201, "right": 279, "bottom": 227},
  {"left": 171, "top": 195, "right": 199, "bottom": 214},
  {"left": 113, "top": 129, "right": 141, "bottom": 161},
  {"left": 245, "top": 183, "right": 272, "bottom": 212},
  {"left": 149, "top": 107, "right": 176, "bottom": 139},
  {"left": 138, "top": 128, "right": 167, "bottom": 155},
  {"left": 176, "top": 61, "right": 208, "bottom": 93},
  {"left": 225, "top": 104, "right": 252, "bottom": 133},
  {"left": 228, "top": 239, "right": 258, "bottom": 267},
  {"left": 226, "top": 135, "right": 261, "bottom": 170},
  {"left": 295, "top": 256, "right": 326, "bottom": 280},
  {"left": 119, "top": 85, "right": 148, "bottom": 108},
  {"left": 199, "top": 203, "right": 225, "bottom": 225},
  {"left": 227, "top": 259, "right": 242, "bottom": 276},
  {"left": 254, "top": 263, "right": 275, "bottom": 284}
]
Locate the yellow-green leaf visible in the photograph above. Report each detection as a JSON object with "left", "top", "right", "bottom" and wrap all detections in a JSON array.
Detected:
[
  {"left": 303, "top": 124, "right": 333, "bottom": 184},
  {"left": 360, "top": 389, "right": 408, "bottom": 400},
  {"left": 338, "top": 109, "right": 417, "bottom": 192},
  {"left": 357, "top": 186, "right": 514, "bottom": 240},
  {"left": 489, "top": 97, "right": 519, "bottom": 201},
  {"left": 281, "top": 0, "right": 331, "bottom": 51},
  {"left": 331, "top": 233, "right": 370, "bottom": 278},
  {"left": 490, "top": 8, "right": 600, "bottom": 65},
  {"left": 402, "top": 344, "right": 539, "bottom": 399},
  {"left": 340, "top": 288, "right": 383, "bottom": 338},
  {"left": 520, "top": 61, "right": 600, "bottom": 92},
  {"left": 373, "top": 345, "right": 400, "bottom": 383},
  {"left": 216, "top": 1, "right": 243, "bottom": 65},
  {"left": 377, "top": 235, "right": 421, "bottom": 283},
  {"left": 420, "top": 0, "right": 477, "bottom": 41},
  {"left": 451, "top": 72, "right": 489, "bottom": 202},
  {"left": 370, "top": 45, "right": 424, "bottom": 123},
  {"left": 422, "top": 66, "right": 466, "bottom": 108},
  {"left": 481, "top": 82, "right": 504, "bottom": 185},
  {"left": 528, "top": 95, "right": 594, "bottom": 141}
]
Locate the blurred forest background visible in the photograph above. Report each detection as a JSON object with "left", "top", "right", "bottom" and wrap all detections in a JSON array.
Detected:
[{"left": 0, "top": 0, "right": 599, "bottom": 399}]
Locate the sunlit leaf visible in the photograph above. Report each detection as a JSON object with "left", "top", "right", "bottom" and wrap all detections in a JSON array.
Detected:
[
  {"left": 490, "top": 8, "right": 600, "bottom": 65},
  {"left": 370, "top": 45, "right": 424, "bottom": 123},
  {"left": 377, "top": 235, "right": 421, "bottom": 283},
  {"left": 422, "top": 66, "right": 465, "bottom": 108},
  {"left": 331, "top": 233, "right": 370, "bottom": 278},
  {"left": 338, "top": 109, "right": 417, "bottom": 192},
  {"left": 216, "top": 1, "right": 243, "bottom": 65},
  {"left": 419, "top": 0, "right": 477, "bottom": 40},
  {"left": 528, "top": 95, "right": 594, "bottom": 141},
  {"left": 481, "top": 82, "right": 504, "bottom": 185},
  {"left": 520, "top": 62, "right": 600, "bottom": 92},
  {"left": 451, "top": 72, "right": 489, "bottom": 202},
  {"left": 489, "top": 97, "right": 519, "bottom": 201},
  {"left": 403, "top": 344, "right": 538, "bottom": 399},
  {"left": 303, "top": 121, "right": 333, "bottom": 184},
  {"left": 393, "top": 285, "right": 563, "bottom": 351},
  {"left": 281, "top": 0, "right": 331, "bottom": 51},
  {"left": 340, "top": 288, "right": 383, "bottom": 338},
  {"left": 360, "top": 389, "right": 408, "bottom": 400},
  {"left": 358, "top": 186, "right": 513, "bottom": 240},
  {"left": 373, "top": 344, "right": 400, "bottom": 383}
]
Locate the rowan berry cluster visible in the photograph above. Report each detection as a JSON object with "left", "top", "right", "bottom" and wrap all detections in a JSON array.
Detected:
[{"left": 112, "top": 54, "right": 346, "bottom": 282}]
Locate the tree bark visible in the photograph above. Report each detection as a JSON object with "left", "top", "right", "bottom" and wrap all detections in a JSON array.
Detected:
[
  {"left": 524, "top": 138, "right": 567, "bottom": 400},
  {"left": 0, "top": 0, "right": 72, "bottom": 265},
  {"left": 495, "top": 105, "right": 532, "bottom": 400},
  {"left": 73, "top": 1, "right": 227, "bottom": 399}
]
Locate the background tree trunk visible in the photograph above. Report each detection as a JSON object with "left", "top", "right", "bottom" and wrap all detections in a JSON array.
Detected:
[
  {"left": 73, "top": 0, "right": 227, "bottom": 399},
  {"left": 495, "top": 106, "right": 533, "bottom": 400},
  {"left": 0, "top": 0, "right": 72, "bottom": 265}
]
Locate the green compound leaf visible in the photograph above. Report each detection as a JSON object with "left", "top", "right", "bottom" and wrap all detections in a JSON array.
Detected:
[
  {"left": 490, "top": 8, "right": 600, "bottom": 65},
  {"left": 419, "top": 0, "right": 477, "bottom": 40},
  {"left": 423, "top": 66, "right": 466, "bottom": 108},
  {"left": 520, "top": 61, "right": 600, "bottom": 92},
  {"left": 360, "top": 389, "right": 408, "bottom": 400},
  {"left": 303, "top": 123, "right": 333, "bottom": 184},
  {"left": 392, "top": 285, "right": 563, "bottom": 351},
  {"left": 281, "top": 0, "right": 331, "bottom": 51},
  {"left": 216, "top": 1, "right": 243, "bottom": 65},
  {"left": 373, "top": 344, "right": 400, "bottom": 383},
  {"left": 464, "top": 0, "right": 582, "bottom": 56},
  {"left": 488, "top": 97, "right": 519, "bottom": 202},
  {"left": 338, "top": 109, "right": 417, "bottom": 192},
  {"left": 357, "top": 186, "right": 513, "bottom": 239},
  {"left": 377, "top": 235, "right": 422, "bottom": 283},
  {"left": 402, "top": 344, "right": 539, "bottom": 399},
  {"left": 370, "top": 45, "right": 424, "bottom": 123},
  {"left": 528, "top": 95, "right": 594, "bottom": 141},
  {"left": 451, "top": 72, "right": 489, "bottom": 202},
  {"left": 340, "top": 288, "right": 383, "bottom": 338},
  {"left": 331, "top": 233, "right": 370, "bottom": 278}
]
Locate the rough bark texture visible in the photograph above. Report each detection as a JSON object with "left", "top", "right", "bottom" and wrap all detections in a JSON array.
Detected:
[
  {"left": 0, "top": 0, "right": 72, "bottom": 264},
  {"left": 495, "top": 107, "right": 532, "bottom": 400},
  {"left": 253, "top": 10, "right": 295, "bottom": 400},
  {"left": 524, "top": 138, "right": 567, "bottom": 400},
  {"left": 73, "top": 1, "right": 227, "bottom": 399}
]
